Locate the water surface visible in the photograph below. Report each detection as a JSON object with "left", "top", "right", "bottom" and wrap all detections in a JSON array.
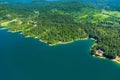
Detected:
[
  {"left": 0, "top": 0, "right": 120, "bottom": 80},
  {"left": 0, "top": 29, "right": 120, "bottom": 80}
]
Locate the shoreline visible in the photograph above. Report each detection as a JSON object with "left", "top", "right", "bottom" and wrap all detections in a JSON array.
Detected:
[
  {"left": 0, "top": 27, "right": 8, "bottom": 30},
  {"left": 112, "top": 56, "right": 120, "bottom": 64},
  {"left": 48, "top": 37, "right": 89, "bottom": 46},
  {"left": 1, "top": 26, "right": 120, "bottom": 64},
  {"left": 0, "top": 26, "right": 93, "bottom": 46},
  {"left": 92, "top": 54, "right": 120, "bottom": 64}
]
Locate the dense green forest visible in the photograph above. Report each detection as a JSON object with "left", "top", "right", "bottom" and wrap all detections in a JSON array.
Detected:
[{"left": 0, "top": 1, "right": 120, "bottom": 60}]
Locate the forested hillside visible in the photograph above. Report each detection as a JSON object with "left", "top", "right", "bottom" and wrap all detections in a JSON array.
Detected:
[{"left": 0, "top": 1, "right": 120, "bottom": 61}]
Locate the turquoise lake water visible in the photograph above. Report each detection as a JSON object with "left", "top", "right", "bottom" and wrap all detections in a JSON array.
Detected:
[{"left": 0, "top": 29, "right": 120, "bottom": 80}]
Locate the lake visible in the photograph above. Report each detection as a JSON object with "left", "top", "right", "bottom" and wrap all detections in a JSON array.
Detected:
[
  {"left": 1, "top": 0, "right": 120, "bottom": 80},
  {"left": 0, "top": 29, "right": 120, "bottom": 80}
]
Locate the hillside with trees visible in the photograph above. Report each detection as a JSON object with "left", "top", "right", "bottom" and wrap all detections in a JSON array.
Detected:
[{"left": 0, "top": 1, "right": 120, "bottom": 61}]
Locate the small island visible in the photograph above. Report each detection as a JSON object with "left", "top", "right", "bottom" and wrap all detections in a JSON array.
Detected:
[{"left": 0, "top": 0, "right": 120, "bottom": 64}]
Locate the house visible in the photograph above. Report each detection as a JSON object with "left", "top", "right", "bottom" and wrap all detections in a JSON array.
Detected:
[{"left": 96, "top": 49, "right": 104, "bottom": 56}]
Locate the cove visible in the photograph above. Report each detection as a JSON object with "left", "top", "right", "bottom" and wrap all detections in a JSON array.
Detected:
[{"left": 0, "top": 29, "right": 120, "bottom": 80}]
